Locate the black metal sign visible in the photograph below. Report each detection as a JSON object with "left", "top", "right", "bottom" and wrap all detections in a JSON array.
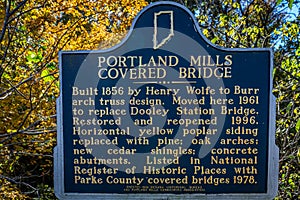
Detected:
[{"left": 55, "top": 2, "right": 278, "bottom": 199}]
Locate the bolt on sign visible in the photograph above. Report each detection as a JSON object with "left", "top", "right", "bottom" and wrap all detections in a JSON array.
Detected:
[{"left": 55, "top": 1, "right": 278, "bottom": 199}]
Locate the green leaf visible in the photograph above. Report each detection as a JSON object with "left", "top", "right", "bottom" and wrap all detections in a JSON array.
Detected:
[
  {"left": 2, "top": 72, "right": 11, "bottom": 79},
  {"left": 273, "top": 68, "right": 277, "bottom": 78},
  {"left": 41, "top": 69, "right": 55, "bottom": 83},
  {"left": 26, "top": 51, "right": 43, "bottom": 64},
  {"left": 296, "top": 47, "right": 300, "bottom": 56},
  {"left": 211, "top": 37, "right": 219, "bottom": 44},
  {"left": 286, "top": 102, "right": 293, "bottom": 112},
  {"left": 26, "top": 51, "right": 36, "bottom": 61},
  {"left": 296, "top": 119, "right": 300, "bottom": 132},
  {"left": 276, "top": 0, "right": 283, "bottom": 5},
  {"left": 46, "top": 62, "right": 56, "bottom": 70},
  {"left": 288, "top": 0, "right": 294, "bottom": 9}
]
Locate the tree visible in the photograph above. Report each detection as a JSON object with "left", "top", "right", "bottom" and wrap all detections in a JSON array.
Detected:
[
  {"left": 180, "top": 1, "right": 299, "bottom": 198},
  {"left": 272, "top": 9, "right": 300, "bottom": 200},
  {"left": 175, "top": 0, "right": 300, "bottom": 199},
  {"left": 0, "top": 0, "right": 147, "bottom": 198}
]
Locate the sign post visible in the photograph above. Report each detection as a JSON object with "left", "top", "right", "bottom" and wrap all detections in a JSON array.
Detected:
[{"left": 55, "top": 2, "right": 278, "bottom": 199}]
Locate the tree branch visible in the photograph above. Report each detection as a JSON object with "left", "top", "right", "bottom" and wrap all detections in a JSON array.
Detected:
[
  {"left": 8, "top": 0, "right": 29, "bottom": 17},
  {"left": 277, "top": 66, "right": 300, "bottom": 82},
  {"left": 0, "top": 174, "right": 37, "bottom": 193}
]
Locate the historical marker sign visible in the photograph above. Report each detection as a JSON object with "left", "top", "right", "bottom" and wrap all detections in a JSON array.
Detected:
[{"left": 55, "top": 2, "right": 278, "bottom": 199}]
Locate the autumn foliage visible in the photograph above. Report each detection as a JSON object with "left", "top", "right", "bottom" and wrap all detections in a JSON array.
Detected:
[
  {"left": 0, "top": 0, "right": 147, "bottom": 198},
  {"left": 0, "top": 0, "right": 299, "bottom": 199}
]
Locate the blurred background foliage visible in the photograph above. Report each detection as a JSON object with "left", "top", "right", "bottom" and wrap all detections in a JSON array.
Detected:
[{"left": 0, "top": 0, "right": 299, "bottom": 199}]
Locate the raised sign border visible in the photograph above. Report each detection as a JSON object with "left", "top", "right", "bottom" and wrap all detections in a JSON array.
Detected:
[{"left": 54, "top": 1, "right": 278, "bottom": 199}]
